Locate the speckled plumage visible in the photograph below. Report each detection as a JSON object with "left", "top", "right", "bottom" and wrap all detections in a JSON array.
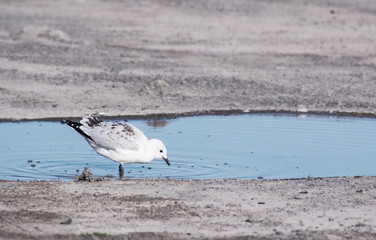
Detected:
[{"left": 63, "top": 114, "right": 170, "bottom": 178}]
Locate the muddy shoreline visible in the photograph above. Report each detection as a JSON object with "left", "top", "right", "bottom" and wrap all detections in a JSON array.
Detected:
[{"left": 3, "top": 109, "right": 376, "bottom": 123}]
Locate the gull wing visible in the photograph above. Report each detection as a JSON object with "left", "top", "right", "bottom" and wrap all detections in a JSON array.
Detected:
[{"left": 80, "top": 115, "right": 148, "bottom": 151}]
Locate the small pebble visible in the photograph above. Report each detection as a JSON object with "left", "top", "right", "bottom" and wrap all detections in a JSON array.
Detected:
[
  {"left": 60, "top": 218, "right": 73, "bottom": 225},
  {"left": 245, "top": 215, "right": 263, "bottom": 223}
]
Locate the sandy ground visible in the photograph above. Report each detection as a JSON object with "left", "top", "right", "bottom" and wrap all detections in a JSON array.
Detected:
[
  {"left": 1, "top": 0, "right": 376, "bottom": 120},
  {"left": 1, "top": 0, "right": 376, "bottom": 239},
  {"left": 1, "top": 177, "right": 376, "bottom": 240}
]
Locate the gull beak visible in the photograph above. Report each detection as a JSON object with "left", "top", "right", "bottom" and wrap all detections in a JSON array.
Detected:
[{"left": 163, "top": 156, "right": 170, "bottom": 166}]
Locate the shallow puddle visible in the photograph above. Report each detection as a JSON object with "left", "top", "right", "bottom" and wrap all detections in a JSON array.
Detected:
[{"left": 1, "top": 114, "right": 376, "bottom": 181}]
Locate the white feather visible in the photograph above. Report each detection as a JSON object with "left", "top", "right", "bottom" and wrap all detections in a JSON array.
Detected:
[{"left": 70, "top": 115, "right": 168, "bottom": 165}]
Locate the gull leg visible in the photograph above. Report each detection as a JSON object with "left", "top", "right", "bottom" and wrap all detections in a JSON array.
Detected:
[{"left": 119, "top": 163, "right": 124, "bottom": 180}]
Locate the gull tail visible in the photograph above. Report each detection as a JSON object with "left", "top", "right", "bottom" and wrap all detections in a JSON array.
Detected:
[
  {"left": 61, "top": 119, "right": 95, "bottom": 143},
  {"left": 81, "top": 114, "right": 103, "bottom": 127}
]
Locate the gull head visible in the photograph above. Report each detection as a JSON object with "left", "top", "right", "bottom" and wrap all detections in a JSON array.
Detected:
[{"left": 149, "top": 139, "right": 170, "bottom": 166}]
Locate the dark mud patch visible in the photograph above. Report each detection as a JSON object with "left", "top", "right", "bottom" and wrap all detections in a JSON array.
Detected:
[
  {"left": 134, "top": 202, "right": 198, "bottom": 220},
  {"left": 112, "top": 195, "right": 188, "bottom": 220},
  {"left": 0, "top": 231, "right": 187, "bottom": 240},
  {"left": 114, "top": 195, "right": 175, "bottom": 204},
  {"left": 0, "top": 209, "right": 62, "bottom": 224}
]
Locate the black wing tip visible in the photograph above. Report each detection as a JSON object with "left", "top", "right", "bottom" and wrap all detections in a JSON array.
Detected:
[
  {"left": 62, "top": 119, "right": 95, "bottom": 143},
  {"left": 60, "top": 119, "right": 79, "bottom": 125},
  {"left": 61, "top": 119, "right": 81, "bottom": 127}
]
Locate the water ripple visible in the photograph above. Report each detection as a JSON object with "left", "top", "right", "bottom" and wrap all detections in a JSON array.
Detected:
[{"left": 1, "top": 114, "right": 376, "bottom": 181}]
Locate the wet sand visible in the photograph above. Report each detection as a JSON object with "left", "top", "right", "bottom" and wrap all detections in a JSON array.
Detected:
[{"left": 1, "top": 0, "right": 376, "bottom": 239}]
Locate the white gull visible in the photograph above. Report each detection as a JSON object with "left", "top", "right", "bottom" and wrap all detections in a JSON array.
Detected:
[{"left": 62, "top": 114, "right": 169, "bottom": 178}]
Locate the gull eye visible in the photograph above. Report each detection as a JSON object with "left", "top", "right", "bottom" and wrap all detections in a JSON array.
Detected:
[{"left": 160, "top": 150, "right": 163, "bottom": 153}]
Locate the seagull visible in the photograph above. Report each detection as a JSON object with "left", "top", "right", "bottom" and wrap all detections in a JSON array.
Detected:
[{"left": 61, "top": 114, "right": 169, "bottom": 179}]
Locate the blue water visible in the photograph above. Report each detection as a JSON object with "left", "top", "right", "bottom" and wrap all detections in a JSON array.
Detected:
[{"left": 0, "top": 114, "right": 375, "bottom": 181}]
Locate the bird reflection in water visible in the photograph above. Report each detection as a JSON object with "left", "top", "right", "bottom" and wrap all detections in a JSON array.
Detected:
[{"left": 146, "top": 119, "right": 169, "bottom": 129}]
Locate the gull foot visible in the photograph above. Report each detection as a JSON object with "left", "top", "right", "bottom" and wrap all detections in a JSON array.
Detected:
[{"left": 119, "top": 163, "right": 124, "bottom": 180}]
